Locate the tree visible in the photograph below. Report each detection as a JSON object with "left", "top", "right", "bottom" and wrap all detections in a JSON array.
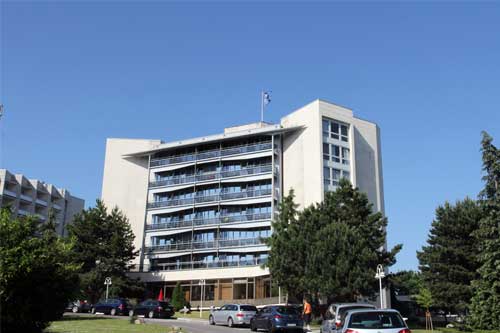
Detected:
[
  {"left": 265, "top": 189, "right": 306, "bottom": 300},
  {"left": 416, "top": 287, "right": 435, "bottom": 332},
  {"left": 267, "top": 179, "right": 401, "bottom": 303},
  {"left": 170, "top": 282, "right": 185, "bottom": 311},
  {"left": 470, "top": 131, "right": 500, "bottom": 330},
  {"left": 0, "top": 209, "right": 80, "bottom": 333},
  {"left": 68, "top": 200, "right": 143, "bottom": 303},
  {"left": 388, "top": 270, "right": 422, "bottom": 297},
  {"left": 417, "top": 198, "right": 482, "bottom": 314}
]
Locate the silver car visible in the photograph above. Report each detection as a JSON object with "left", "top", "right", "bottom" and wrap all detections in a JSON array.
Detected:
[
  {"left": 209, "top": 304, "right": 257, "bottom": 327},
  {"left": 321, "top": 303, "right": 376, "bottom": 333},
  {"left": 341, "top": 309, "right": 410, "bottom": 333}
]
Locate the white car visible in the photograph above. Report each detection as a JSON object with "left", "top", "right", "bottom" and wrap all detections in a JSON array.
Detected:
[
  {"left": 321, "top": 303, "right": 376, "bottom": 333},
  {"left": 340, "top": 309, "right": 410, "bottom": 333},
  {"left": 209, "top": 304, "right": 257, "bottom": 327}
]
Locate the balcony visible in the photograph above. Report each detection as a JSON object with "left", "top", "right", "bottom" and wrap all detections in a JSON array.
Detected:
[
  {"left": 52, "top": 203, "right": 62, "bottom": 210},
  {"left": 146, "top": 237, "right": 267, "bottom": 253},
  {"left": 18, "top": 209, "right": 30, "bottom": 216},
  {"left": 147, "top": 188, "right": 272, "bottom": 209},
  {"left": 143, "top": 257, "right": 268, "bottom": 272},
  {"left": 149, "top": 164, "right": 273, "bottom": 188},
  {"left": 146, "top": 212, "right": 272, "bottom": 231},
  {"left": 20, "top": 194, "right": 32, "bottom": 203},
  {"left": 150, "top": 141, "right": 272, "bottom": 168},
  {"left": 3, "top": 189, "right": 17, "bottom": 198},
  {"left": 35, "top": 198, "right": 48, "bottom": 207}
]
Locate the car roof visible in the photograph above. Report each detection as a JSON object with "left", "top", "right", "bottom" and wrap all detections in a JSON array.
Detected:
[
  {"left": 332, "top": 303, "right": 375, "bottom": 307},
  {"left": 346, "top": 309, "right": 401, "bottom": 315}
]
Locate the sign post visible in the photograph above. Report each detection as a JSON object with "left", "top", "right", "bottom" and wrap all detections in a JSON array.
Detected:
[
  {"left": 199, "top": 279, "right": 206, "bottom": 318},
  {"left": 104, "top": 277, "right": 112, "bottom": 301},
  {"left": 374, "top": 265, "right": 385, "bottom": 308}
]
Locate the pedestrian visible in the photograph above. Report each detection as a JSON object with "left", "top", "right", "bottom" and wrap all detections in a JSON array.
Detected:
[{"left": 303, "top": 297, "right": 312, "bottom": 332}]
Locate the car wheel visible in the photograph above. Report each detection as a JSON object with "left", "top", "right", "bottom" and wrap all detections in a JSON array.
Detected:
[
  {"left": 91, "top": 307, "right": 96, "bottom": 314},
  {"left": 129, "top": 310, "right": 134, "bottom": 317},
  {"left": 228, "top": 317, "right": 234, "bottom": 327},
  {"left": 110, "top": 308, "right": 116, "bottom": 316},
  {"left": 148, "top": 311, "right": 155, "bottom": 319},
  {"left": 72, "top": 306, "right": 79, "bottom": 313},
  {"left": 250, "top": 319, "right": 257, "bottom": 331},
  {"left": 209, "top": 315, "right": 215, "bottom": 325}
]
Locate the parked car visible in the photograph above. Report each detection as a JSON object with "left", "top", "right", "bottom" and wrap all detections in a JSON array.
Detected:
[
  {"left": 250, "top": 305, "right": 303, "bottom": 332},
  {"left": 321, "top": 303, "right": 376, "bottom": 333},
  {"left": 209, "top": 304, "right": 257, "bottom": 327},
  {"left": 65, "top": 300, "right": 92, "bottom": 313},
  {"left": 129, "top": 299, "right": 174, "bottom": 319},
  {"left": 340, "top": 309, "right": 410, "bottom": 333},
  {"left": 91, "top": 298, "right": 132, "bottom": 316}
]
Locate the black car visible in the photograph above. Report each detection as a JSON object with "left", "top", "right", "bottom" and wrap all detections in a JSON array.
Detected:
[
  {"left": 250, "top": 305, "right": 303, "bottom": 332},
  {"left": 91, "top": 298, "right": 131, "bottom": 316},
  {"left": 65, "top": 300, "right": 92, "bottom": 313},
  {"left": 129, "top": 299, "right": 174, "bottom": 319}
]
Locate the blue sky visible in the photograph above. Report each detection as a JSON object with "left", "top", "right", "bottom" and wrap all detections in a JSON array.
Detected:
[{"left": 1, "top": 2, "right": 499, "bottom": 271}]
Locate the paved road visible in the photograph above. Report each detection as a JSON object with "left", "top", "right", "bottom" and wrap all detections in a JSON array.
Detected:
[{"left": 65, "top": 313, "right": 319, "bottom": 333}]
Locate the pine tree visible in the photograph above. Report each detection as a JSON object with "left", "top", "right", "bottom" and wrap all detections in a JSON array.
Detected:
[
  {"left": 470, "top": 131, "right": 500, "bottom": 330},
  {"left": 170, "top": 282, "right": 185, "bottom": 311},
  {"left": 417, "top": 198, "right": 482, "bottom": 314}
]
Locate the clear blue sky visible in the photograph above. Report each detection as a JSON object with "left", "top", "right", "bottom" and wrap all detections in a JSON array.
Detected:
[{"left": 1, "top": 2, "right": 499, "bottom": 271}]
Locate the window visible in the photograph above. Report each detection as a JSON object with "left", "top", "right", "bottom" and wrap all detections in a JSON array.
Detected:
[
  {"left": 343, "top": 170, "right": 350, "bottom": 180},
  {"left": 323, "top": 143, "right": 330, "bottom": 161},
  {"left": 342, "top": 147, "right": 350, "bottom": 165},
  {"left": 332, "top": 145, "right": 341, "bottom": 163},
  {"left": 324, "top": 167, "right": 331, "bottom": 187},
  {"left": 348, "top": 312, "right": 405, "bottom": 329},
  {"left": 331, "top": 122, "right": 340, "bottom": 140},
  {"left": 323, "top": 118, "right": 349, "bottom": 142},
  {"left": 341, "top": 124, "right": 349, "bottom": 142}
]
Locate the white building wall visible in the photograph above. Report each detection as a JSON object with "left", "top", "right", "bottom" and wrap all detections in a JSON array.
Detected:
[{"left": 101, "top": 138, "right": 161, "bottom": 265}]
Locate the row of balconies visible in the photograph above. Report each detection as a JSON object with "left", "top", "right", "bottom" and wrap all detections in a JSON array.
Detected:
[
  {"left": 146, "top": 237, "right": 267, "bottom": 253},
  {"left": 146, "top": 212, "right": 272, "bottom": 231},
  {"left": 150, "top": 141, "right": 273, "bottom": 168},
  {"left": 1, "top": 189, "right": 62, "bottom": 210},
  {"left": 150, "top": 164, "right": 273, "bottom": 188},
  {"left": 147, "top": 188, "right": 272, "bottom": 209},
  {"left": 145, "top": 257, "right": 268, "bottom": 272}
]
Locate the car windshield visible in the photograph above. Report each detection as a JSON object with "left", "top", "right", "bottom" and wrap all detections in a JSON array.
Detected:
[
  {"left": 339, "top": 306, "right": 374, "bottom": 319},
  {"left": 276, "top": 307, "right": 300, "bottom": 315},
  {"left": 349, "top": 312, "right": 405, "bottom": 329},
  {"left": 240, "top": 305, "right": 257, "bottom": 312},
  {"left": 159, "top": 302, "right": 170, "bottom": 307}
]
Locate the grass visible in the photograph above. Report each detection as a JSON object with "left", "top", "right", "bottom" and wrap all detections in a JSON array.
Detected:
[
  {"left": 45, "top": 315, "right": 185, "bottom": 333},
  {"left": 174, "top": 310, "right": 210, "bottom": 320}
]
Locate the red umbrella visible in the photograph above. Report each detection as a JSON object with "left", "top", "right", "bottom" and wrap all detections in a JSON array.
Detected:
[{"left": 157, "top": 288, "right": 164, "bottom": 301}]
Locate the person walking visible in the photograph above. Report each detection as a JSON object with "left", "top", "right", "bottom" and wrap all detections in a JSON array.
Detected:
[{"left": 303, "top": 298, "right": 312, "bottom": 332}]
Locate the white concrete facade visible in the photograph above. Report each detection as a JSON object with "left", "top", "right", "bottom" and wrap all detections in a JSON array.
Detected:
[
  {"left": 100, "top": 99, "right": 385, "bottom": 304},
  {"left": 0, "top": 169, "right": 85, "bottom": 236}
]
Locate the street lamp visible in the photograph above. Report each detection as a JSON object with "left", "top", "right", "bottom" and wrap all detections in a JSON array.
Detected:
[
  {"left": 104, "top": 277, "right": 112, "bottom": 301},
  {"left": 375, "top": 264, "right": 385, "bottom": 309},
  {"left": 199, "top": 279, "right": 206, "bottom": 318}
]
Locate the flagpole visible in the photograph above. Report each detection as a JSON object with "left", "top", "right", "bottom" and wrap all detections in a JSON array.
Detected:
[{"left": 260, "top": 90, "right": 264, "bottom": 122}]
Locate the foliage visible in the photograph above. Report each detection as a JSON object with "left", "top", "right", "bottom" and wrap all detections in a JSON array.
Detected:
[
  {"left": 417, "top": 198, "right": 482, "bottom": 314},
  {"left": 170, "top": 282, "right": 185, "bottom": 311},
  {"left": 388, "top": 270, "right": 422, "bottom": 297},
  {"left": 415, "top": 287, "right": 434, "bottom": 311},
  {"left": 470, "top": 132, "right": 500, "bottom": 330},
  {"left": 68, "top": 200, "right": 143, "bottom": 303},
  {"left": 0, "top": 209, "right": 80, "bottom": 333},
  {"left": 266, "top": 179, "right": 401, "bottom": 302}
]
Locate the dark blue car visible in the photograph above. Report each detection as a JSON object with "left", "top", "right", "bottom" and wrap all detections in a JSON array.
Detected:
[
  {"left": 250, "top": 305, "right": 303, "bottom": 332},
  {"left": 91, "top": 298, "right": 131, "bottom": 316}
]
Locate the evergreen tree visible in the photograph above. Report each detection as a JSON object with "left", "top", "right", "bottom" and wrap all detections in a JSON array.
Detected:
[
  {"left": 68, "top": 200, "right": 143, "bottom": 303},
  {"left": 0, "top": 209, "right": 80, "bottom": 333},
  {"left": 417, "top": 198, "right": 482, "bottom": 314},
  {"left": 470, "top": 131, "right": 500, "bottom": 330},
  {"left": 170, "top": 282, "right": 185, "bottom": 311}
]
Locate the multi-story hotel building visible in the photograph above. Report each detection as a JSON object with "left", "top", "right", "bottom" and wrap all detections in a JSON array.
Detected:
[
  {"left": 0, "top": 169, "right": 85, "bottom": 236},
  {"left": 101, "top": 99, "right": 384, "bottom": 306}
]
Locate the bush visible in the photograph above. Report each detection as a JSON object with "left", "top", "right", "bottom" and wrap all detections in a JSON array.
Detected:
[{"left": 0, "top": 209, "right": 80, "bottom": 333}]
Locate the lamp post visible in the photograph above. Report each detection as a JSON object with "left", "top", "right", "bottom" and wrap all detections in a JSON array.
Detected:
[
  {"left": 199, "top": 279, "right": 205, "bottom": 318},
  {"left": 375, "top": 264, "right": 385, "bottom": 309},
  {"left": 104, "top": 277, "right": 112, "bottom": 301}
]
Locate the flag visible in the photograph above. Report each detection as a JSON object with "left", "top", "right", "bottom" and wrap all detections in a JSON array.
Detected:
[
  {"left": 158, "top": 288, "right": 164, "bottom": 301},
  {"left": 263, "top": 92, "right": 271, "bottom": 105}
]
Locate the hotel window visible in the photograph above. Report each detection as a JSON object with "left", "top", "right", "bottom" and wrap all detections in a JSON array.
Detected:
[
  {"left": 322, "top": 120, "right": 329, "bottom": 138},
  {"left": 342, "top": 147, "right": 350, "bottom": 165},
  {"left": 323, "top": 143, "right": 330, "bottom": 161},
  {"left": 332, "top": 169, "right": 341, "bottom": 186},
  {"left": 324, "top": 167, "right": 331, "bottom": 187},
  {"left": 323, "top": 118, "right": 349, "bottom": 143},
  {"left": 332, "top": 145, "right": 341, "bottom": 163},
  {"left": 340, "top": 124, "right": 349, "bottom": 142},
  {"left": 342, "top": 170, "right": 350, "bottom": 181}
]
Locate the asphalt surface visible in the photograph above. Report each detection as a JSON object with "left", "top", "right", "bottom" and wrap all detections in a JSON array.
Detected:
[{"left": 65, "top": 313, "right": 319, "bottom": 333}]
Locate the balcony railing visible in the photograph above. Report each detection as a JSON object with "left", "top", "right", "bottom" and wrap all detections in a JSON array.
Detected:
[
  {"left": 150, "top": 141, "right": 272, "bottom": 168},
  {"left": 3, "top": 189, "right": 17, "bottom": 198},
  {"left": 35, "top": 199, "right": 48, "bottom": 207},
  {"left": 147, "top": 188, "right": 272, "bottom": 209},
  {"left": 146, "top": 257, "right": 268, "bottom": 272},
  {"left": 146, "top": 212, "right": 272, "bottom": 231},
  {"left": 146, "top": 237, "right": 267, "bottom": 253},
  {"left": 149, "top": 164, "right": 273, "bottom": 188},
  {"left": 20, "top": 194, "right": 32, "bottom": 203}
]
